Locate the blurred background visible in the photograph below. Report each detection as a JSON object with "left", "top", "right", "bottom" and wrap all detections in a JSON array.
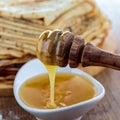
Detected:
[
  {"left": 95, "top": 0, "right": 120, "bottom": 49},
  {"left": 0, "top": 0, "right": 120, "bottom": 120}
]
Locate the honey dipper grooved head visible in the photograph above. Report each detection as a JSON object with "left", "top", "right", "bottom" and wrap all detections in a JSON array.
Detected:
[
  {"left": 69, "top": 36, "right": 85, "bottom": 68},
  {"left": 56, "top": 31, "right": 74, "bottom": 67},
  {"left": 36, "top": 30, "right": 84, "bottom": 67}
]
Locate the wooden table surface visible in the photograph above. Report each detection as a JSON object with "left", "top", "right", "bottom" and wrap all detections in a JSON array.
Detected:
[{"left": 0, "top": 0, "right": 120, "bottom": 120}]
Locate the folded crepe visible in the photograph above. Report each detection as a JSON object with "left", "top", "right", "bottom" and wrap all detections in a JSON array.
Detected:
[
  {"left": 0, "top": 0, "right": 110, "bottom": 54},
  {"left": 0, "top": 0, "right": 114, "bottom": 92}
]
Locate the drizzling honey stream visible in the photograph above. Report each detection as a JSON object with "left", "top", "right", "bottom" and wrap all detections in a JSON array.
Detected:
[{"left": 36, "top": 29, "right": 79, "bottom": 108}]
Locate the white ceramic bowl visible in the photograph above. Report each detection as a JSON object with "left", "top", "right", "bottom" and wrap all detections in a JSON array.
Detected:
[{"left": 14, "top": 59, "right": 105, "bottom": 120}]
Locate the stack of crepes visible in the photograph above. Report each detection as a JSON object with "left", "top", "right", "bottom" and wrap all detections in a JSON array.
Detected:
[{"left": 0, "top": 0, "right": 113, "bottom": 86}]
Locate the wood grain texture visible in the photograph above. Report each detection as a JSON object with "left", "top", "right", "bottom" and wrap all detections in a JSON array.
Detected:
[
  {"left": 81, "top": 42, "right": 120, "bottom": 70},
  {"left": 0, "top": 0, "right": 120, "bottom": 120},
  {"left": 79, "top": 33, "right": 117, "bottom": 76}
]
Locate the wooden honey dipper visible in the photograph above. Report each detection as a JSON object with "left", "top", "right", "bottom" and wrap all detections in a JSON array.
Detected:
[{"left": 36, "top": 30, "right": 120, "bottom": 70}]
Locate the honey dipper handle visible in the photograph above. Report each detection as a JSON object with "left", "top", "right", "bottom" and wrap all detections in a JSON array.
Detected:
[{"left": 81, "top": 43, "right": 120, "bottom": 70}]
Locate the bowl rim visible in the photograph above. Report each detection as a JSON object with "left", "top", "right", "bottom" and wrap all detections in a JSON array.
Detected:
[{"left": 13, "top": 59, "right": 105, "bottom": 113}]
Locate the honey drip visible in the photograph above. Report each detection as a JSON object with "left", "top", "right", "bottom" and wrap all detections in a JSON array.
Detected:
[
  {"left": 45, "top": 65, "right": 57, "bottom": 108},
  {"left": 36, "top": 30, "right": 60, "bottom": 108}
]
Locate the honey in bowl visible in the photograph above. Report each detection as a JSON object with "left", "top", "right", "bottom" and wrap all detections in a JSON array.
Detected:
[
  {"left": 19, "top": 30, "right": 97, "bottom": 109},
  {"left": 19, "top": 72, "right": 97, "bottom": 109}
]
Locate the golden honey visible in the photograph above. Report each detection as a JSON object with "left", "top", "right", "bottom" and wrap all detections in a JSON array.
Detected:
[
  {"left": 19, "top": 72, "right": 97, "bottom": 109},
  {"left": 45, "top": 65, "right": 58, "bottom": 108}
]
